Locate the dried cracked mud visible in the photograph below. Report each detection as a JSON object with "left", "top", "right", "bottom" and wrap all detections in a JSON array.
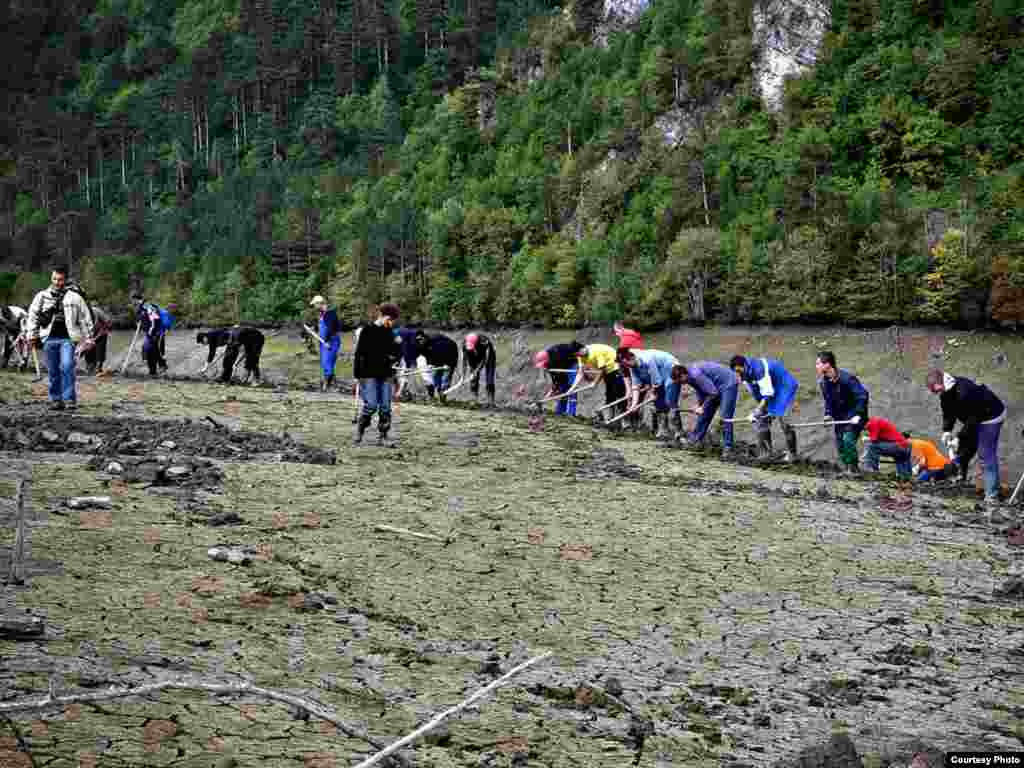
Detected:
[{"left": 1, "top": 342, "right": 1023, "bottom": 768}]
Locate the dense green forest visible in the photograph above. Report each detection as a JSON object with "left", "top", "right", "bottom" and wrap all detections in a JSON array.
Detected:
[{"left": 1, "top": 0, "right": 1022, "bottom": 328}]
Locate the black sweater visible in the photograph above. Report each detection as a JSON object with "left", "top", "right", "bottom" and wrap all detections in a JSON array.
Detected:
[
  {"left": 353, "top": 323, "right": 401, "bottom": 379},
  {"left": 417, "top": 334, "right": 460, "bottom": 371},
  {"left": 940, "top": 376, "right": 1005, "bottom": 431}
]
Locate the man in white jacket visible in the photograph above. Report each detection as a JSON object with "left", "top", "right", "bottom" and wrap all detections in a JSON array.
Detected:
[{"left": 25, "top": 266, "right": 95, "bottom": 410}]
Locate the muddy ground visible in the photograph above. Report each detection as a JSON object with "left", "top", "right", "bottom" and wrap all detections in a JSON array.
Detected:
[{"left": 0, "top": 326, "right": 1022, "bottom": 768}]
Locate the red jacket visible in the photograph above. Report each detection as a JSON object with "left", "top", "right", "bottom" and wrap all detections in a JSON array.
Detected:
[
  {"left": 866, "top": 418, "right": 908, "bottom": 447},
  {"left": 614, "top": 327, "right": 644, "bottom": 350}
]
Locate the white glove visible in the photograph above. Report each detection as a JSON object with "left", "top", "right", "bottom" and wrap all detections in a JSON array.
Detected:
[
  {"left": 823, "top": 414, "right": 833, "bottom": 422},
  {"left": 850, "top": 415, "right": 861, "bottom": 425},
  {"left": 747, "top": 411, "right": 759, "bottom": 423},
  {"left": 941, "top": 431, "right": 953, "bottom": 446}
]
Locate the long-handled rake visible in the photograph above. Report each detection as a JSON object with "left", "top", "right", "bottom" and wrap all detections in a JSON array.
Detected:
[
  {"left": 605, "top": 395, "right": 657, "bottom": 426},
  {"left": 117, "top": 322, "right": 142, "bottom": 375},
  {"left": 442, "top": 364, "right": 483, "bottom": 396}
]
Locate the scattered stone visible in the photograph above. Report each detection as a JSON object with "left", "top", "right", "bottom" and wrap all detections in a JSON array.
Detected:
[
  {"left": 994, "top": 576, "right": 1024, "bottom": 598},
  {"left": 68, "top": 496, "right": 112, "bottom": 510},
  {"left": 0, "top": 613, "right": 45, "bottom": 640},
  {"left": 15, "top": 431, "right": 31, "bottom": 446},
  {"left": 604, "top": 676, "right": 624, "bottom": 697},
  {"left": 166, "top": 465, "right": 193, "bottom": 479},
  {"left": 207, "top": 545, "right": 257, "bottom": 565},
  {"left": 775, "top": 732, "right": 863, "bottom": 768},
  {"left": 106, "top": 461, "right": 124, "bottom": 474},
  {"left": 41, "top": 430, "right": 60, "bottom": 443},
  {"left": 480, "top": 653, "right": 502, "bottom": 676},
  {"left": 67, "top": 431, "right": 101, "bottom": 447},
  {"left": 159, "top": 440, "right": 177, "bottom": 450},
  {"left": 208, "top": 511, "right": 243, "bottom": 527}
]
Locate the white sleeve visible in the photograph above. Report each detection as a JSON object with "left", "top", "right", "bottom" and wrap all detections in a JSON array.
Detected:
[{"left": 757, "top": 359, "right": 774, "bottom": 398}]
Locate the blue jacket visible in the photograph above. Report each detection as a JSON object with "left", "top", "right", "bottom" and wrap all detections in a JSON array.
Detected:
[
  {"left": 319, "top": 308, "right": 342, "bottom": 342},
  {"left": 740, "top": 357, "right": 798, "bottom": 416},
  {"left": 686, "top": 361, "right": 737, "bottom": 404},
  {"left": 136, "top": 303, "right": 164, "bottom": 337},
  {"left": 820, "top": 369, "right": 869, "bottom": 420},
  {"left": 630, "top": 349, "right": 679, "bottom": 388}
]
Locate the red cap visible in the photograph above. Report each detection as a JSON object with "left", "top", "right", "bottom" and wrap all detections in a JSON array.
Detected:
[
  {"left": 465, "top": 333, "right": 479, "bottom": 351},
  {"left": 533, "top": 350, "right": 549, "bottom": 369}
]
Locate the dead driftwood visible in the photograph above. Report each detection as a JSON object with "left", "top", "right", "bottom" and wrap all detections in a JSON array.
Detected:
[
  {"left": 373, "top": 524, "right": 446, "bottom": 542},
  {"left": 7, "top": 478, "right": 28, "bottom": 584},
  {"left": 0, "top": 678, "right": 412, "bottom": 767},
  {"left": 352, "top": 651, "right": 554, "bottom": 768}
]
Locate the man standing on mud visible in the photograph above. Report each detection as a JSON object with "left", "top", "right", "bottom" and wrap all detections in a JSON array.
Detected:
[
  {"left": 462, "top": 332, "right": 497, "bottom": 406},
  {"left": 617, "top": 348, "right": 681, "bottom": 439},
  {"left": 131, "top": 294, "right": 168, "bottom": 376},
  {"left": 926, "top": 369, "right": 1007, "bottom": 509},
  {"left": 731, "top": 355, "right": 800, "bottom": 463},
  {"left": 672, "top": 361, "right": 738, "bottom": 454},
  {"left": 353, "top": 303, "right": 402, "bottom": 445},
  {"left": 816, "top": 351, "right": 869, "bottom": 475},
  {"left": 26, "top": 266, "right": 95, "bottom": 410},
  {"left": 311, "top": 295, "right": 342, "bottom": 392},
  {"left": 534, "top": 342, "right": 582, "bottom": 416}
]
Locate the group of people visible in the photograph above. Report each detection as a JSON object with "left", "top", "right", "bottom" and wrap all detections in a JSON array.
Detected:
[
  {"left": 5, "top": 275, "right": 1013, "bottom": 507},
  {"left": 532, "top": 328, "right": 1010, "bottom": 507}
]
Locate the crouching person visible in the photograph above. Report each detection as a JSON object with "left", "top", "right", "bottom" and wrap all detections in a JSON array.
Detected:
[
  {"left": 861, "top": 417, "right": 912, "bottom": 480},
  {"left": 353, "top": 303, "right": 402, "bottom": 445},
  {"left": 672, "top": 361, "right": 738, "bottom": 456},
  {"left": 221, "top": 326, "right": 264, "bottom": 385},
  {"left": 909, "top": 435, "right": 957, "bottom": 482}
]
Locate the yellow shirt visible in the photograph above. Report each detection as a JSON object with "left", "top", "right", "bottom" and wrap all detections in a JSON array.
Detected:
[
  {"left": 578, "top": 344, "right": 618, "bottom": 374},
  {"left": 910, "top": 439, "right": 950, "bottom": 471}
]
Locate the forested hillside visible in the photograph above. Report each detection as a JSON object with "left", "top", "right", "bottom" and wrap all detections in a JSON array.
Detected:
[{"left": 1, "top": 0, "right": 1022, "bottom": 328}]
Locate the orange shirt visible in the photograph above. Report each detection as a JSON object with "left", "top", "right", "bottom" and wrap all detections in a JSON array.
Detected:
[{"left": 909, "top": 439, "right": 950, "bottom": 471}]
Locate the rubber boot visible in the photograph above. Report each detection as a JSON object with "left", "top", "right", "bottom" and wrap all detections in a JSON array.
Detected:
[
  {"left": 783, "top": 425, "right": 798, "bottom": 463},
  {"left": 320, "top": 377, "right": 328, "bottom": 393},
  {"left": 426, "top": 384, "right": 436, "bottom": 399},
  {"left": 757, "top": 427, "right": 773, "bottom": 461},
  {"left": 377, "top": 413, "right": 392, "bottom": 445},
  {"left": 487, "top": 392, "right": 495, "bottom": 408},
  {"left": 353, "top": 414, "right": 371, "bottom": 445},
  {"left": 653, "top": 412, "right": 667, "bottom": 439},
  {"left": 669, "top": 409, "right": 684, "bottom": 440}
]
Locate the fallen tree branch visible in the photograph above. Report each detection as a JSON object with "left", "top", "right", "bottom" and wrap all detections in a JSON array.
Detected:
[
  {"left": 374, "top": 524, "right": 446, "bottom": 542},
  {"left": 352, "top": 651, "right": 554, "bottom": 768},
  {"left": 0, "top": 678, "right": 411, "bottom": 767}
]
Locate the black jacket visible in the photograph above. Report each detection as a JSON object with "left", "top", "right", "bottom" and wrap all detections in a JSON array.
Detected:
[
  {"left": 463, "top": 334, "right": 496, "bottom": 373},
  {"left": 353, "top": 323, "right": 401, "bottom": 379},
  {"left": 201, "top": 329, "right": 231, "bottom": 363},
  {"left": 940, "top": 376, "right": 1005, "bottom": 432},
  {"left": 416, "top": 333, "right": 459, "bottom": 371}
]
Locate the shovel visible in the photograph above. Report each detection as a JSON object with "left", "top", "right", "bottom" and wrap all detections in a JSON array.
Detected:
[
  {"left": 30, "top": 346, "right": 42, "bottom": 382},
  {"left": 303, "top": 324, "right": 327, "bottom": 346},
  {"left": 118, "top": 322, "right": 142, "bottom": 375},
  {"left": 442, "top": 364, "right": 483, "bottom": 396},
  {"left": 605, "top": 395, "right": 657, "bottom": 425},
  {"left": 1009, "top": 468, "right": 1024, "bottom": 506}
]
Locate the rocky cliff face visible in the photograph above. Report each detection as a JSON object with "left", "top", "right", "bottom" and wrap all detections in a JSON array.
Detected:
[
  {"left": 593, "top": 0, "right": 651, "bottom": 47},
  {"left": 752, "top": 0, "right": 831, "bottom": 111}
]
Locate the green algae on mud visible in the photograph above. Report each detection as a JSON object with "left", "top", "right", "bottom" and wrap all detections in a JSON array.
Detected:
[{"left": 1, "top": 340, "right": 1023, "bottom": 767}]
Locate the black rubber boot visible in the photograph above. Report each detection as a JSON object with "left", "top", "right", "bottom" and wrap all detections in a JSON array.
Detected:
[
  {"left": 354, "top": 414, "right": 372, "bottom": 445},
  {"left": 426, "top": 385, "right": 436, "bottom": 399},
  {"left": 783, "top": 425, "right": 798, "bottom": 462},
  {"left": 757, "top": 426, "right": 773, "bottom": 459},
  {"left": 377, "top": 412, "right": 392, "bottom": 445}
]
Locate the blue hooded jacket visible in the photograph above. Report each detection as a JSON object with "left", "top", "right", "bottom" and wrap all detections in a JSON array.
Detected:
[
  {"left": 740, "top": 357, "right": 799, "bottom": 417},
  {"left": 820, "top": 369, "right": 869, "bottom": 420}
]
